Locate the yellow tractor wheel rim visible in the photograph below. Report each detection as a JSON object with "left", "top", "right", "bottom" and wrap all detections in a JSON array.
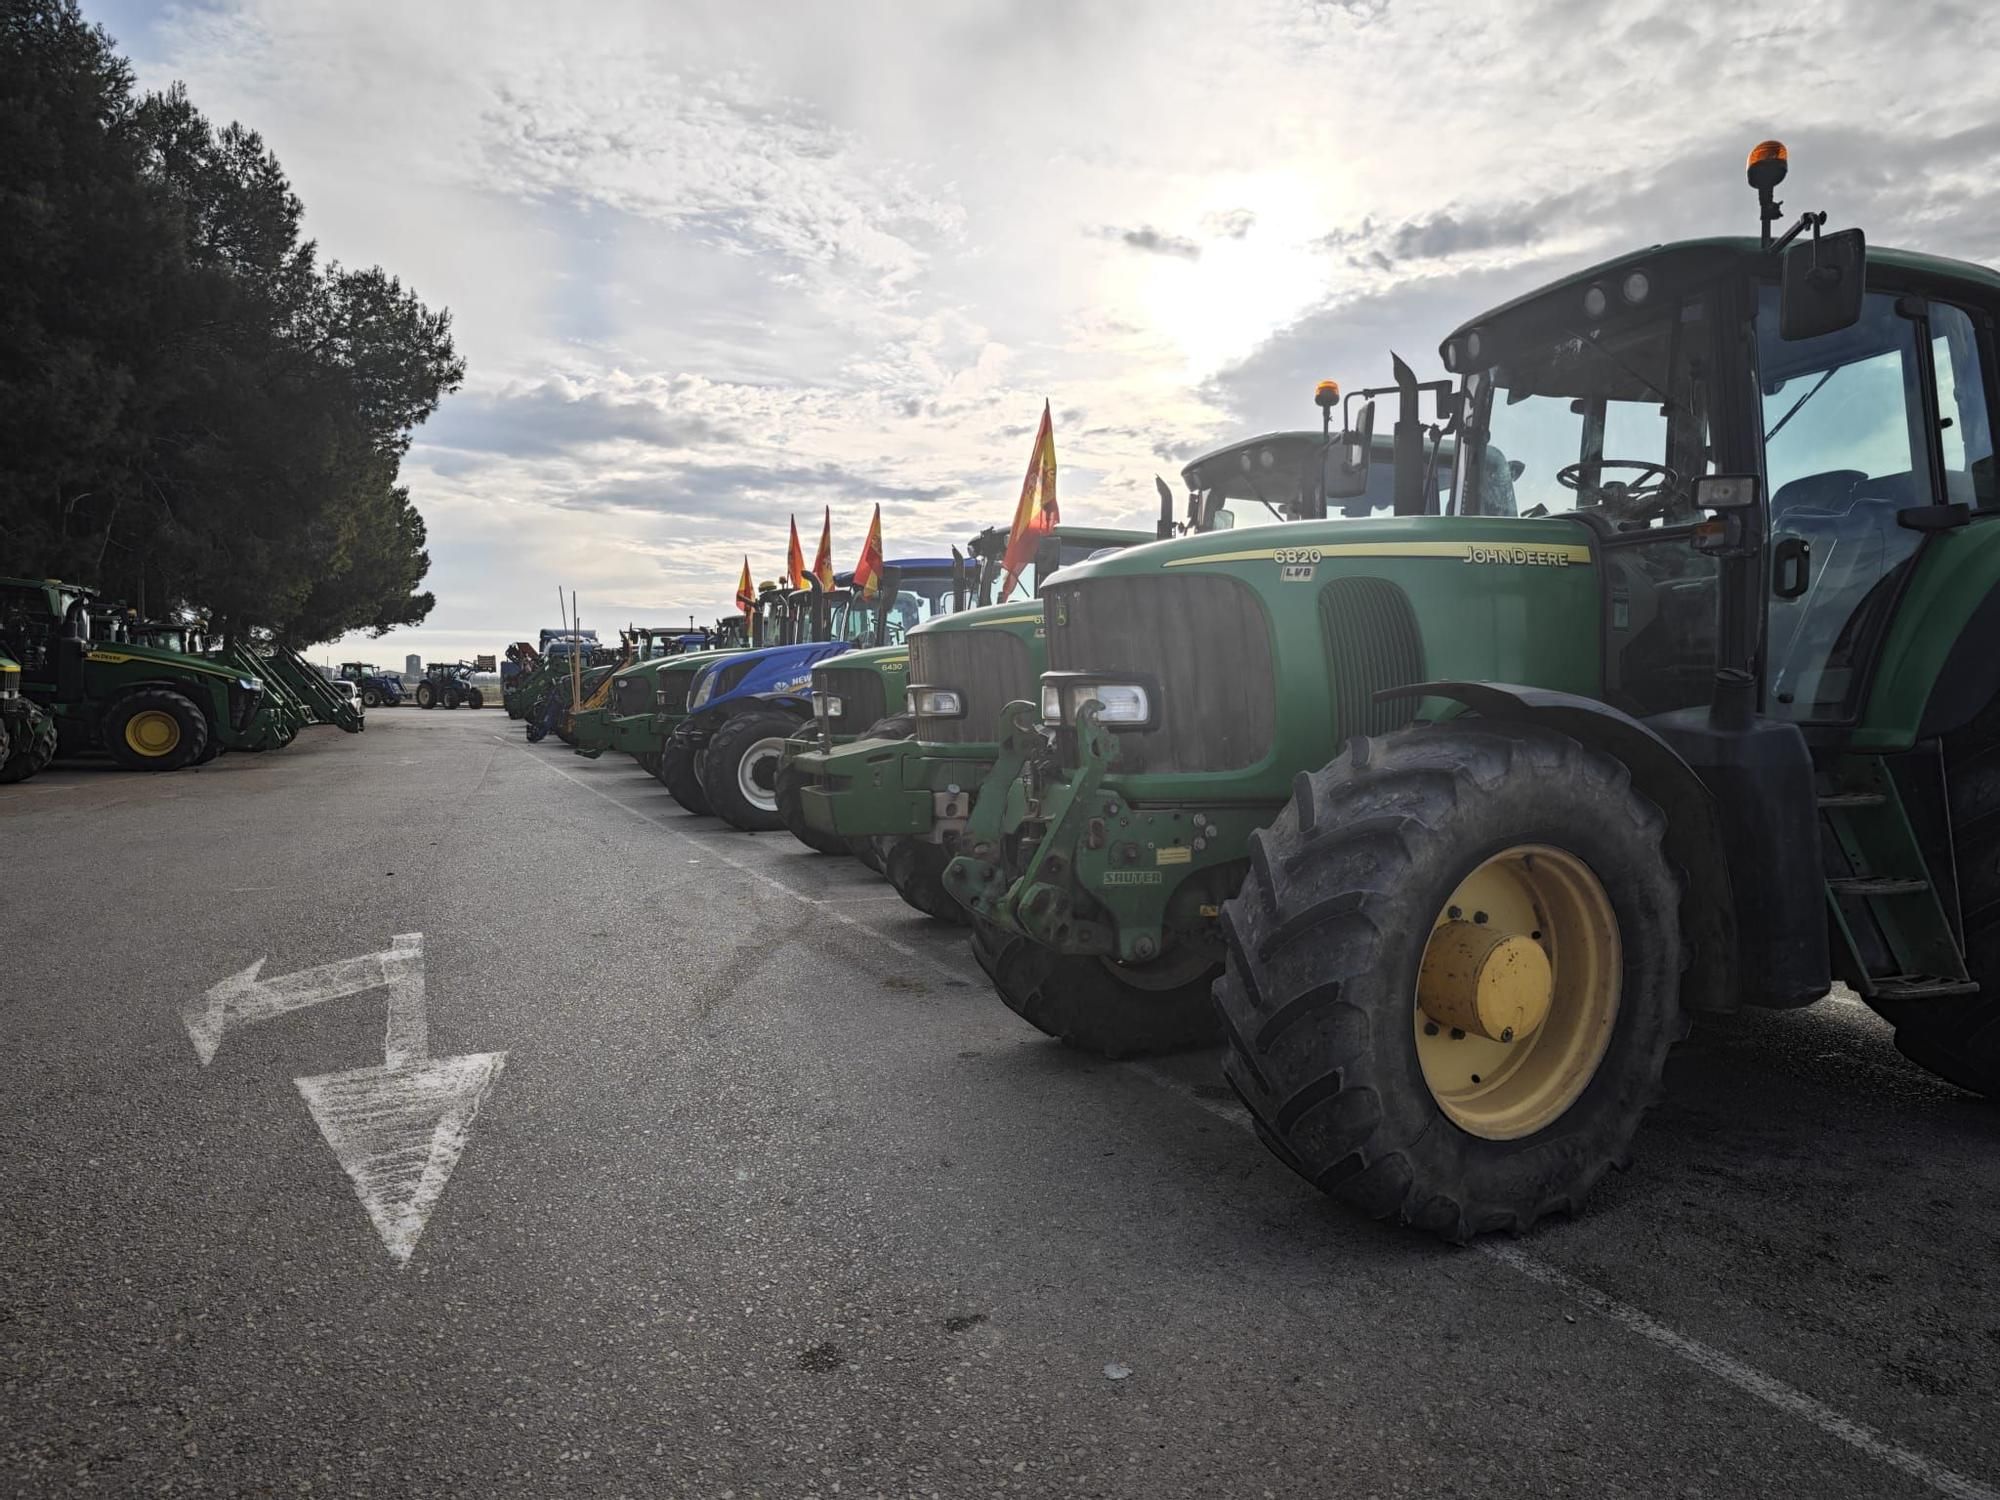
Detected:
[
  {"left": 124, "top": 709, "right": 183, "bottom": 757},
  {"left": 1414, "top": 844, "right": 1620, "bottom": 1140}
]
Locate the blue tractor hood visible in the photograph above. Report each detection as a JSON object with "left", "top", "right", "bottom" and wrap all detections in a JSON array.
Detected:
[{"left": 687, "top": 638, "right": 852, "bottom": 714}]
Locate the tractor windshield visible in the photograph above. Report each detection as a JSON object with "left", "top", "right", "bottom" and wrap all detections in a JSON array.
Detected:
[
  {"left": 1190, "top": 432, "right": 1447, "bottom": 532},
  {"left": 1455, "top": 296, "right": 1715, "bottom": 525},
  {"left": 881, "top": 574, "right": 956, "bottom": 644}
]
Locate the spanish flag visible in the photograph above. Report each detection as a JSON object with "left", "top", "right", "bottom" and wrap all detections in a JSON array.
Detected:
[
  {"left": 999, "top": 400, "right": 1058, "bottom": 601},
  {"left": 736, "top": 556, "right": 755, "bottom": 617},
  {"left": 852, "top": 503, "right": 885, "bottom": 599},
  {"left": 812, "top": 505, "right": 836, "bottom": 590},
  {"left": 786, "top": 516, "right": 808, "bottom": 589}
]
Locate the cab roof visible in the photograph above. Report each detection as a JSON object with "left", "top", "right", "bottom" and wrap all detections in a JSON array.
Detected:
[{"left": 1443, "top": 236, "right": 2000, "bottom": 348}]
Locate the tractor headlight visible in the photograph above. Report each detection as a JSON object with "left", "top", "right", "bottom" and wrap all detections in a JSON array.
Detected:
[
  {"left": 237, "top": 677, "right": 261, "bottom": 691},
  {"left": 690, "top": 670, "right": 718, "bottom": 708},
  {"left": 1040, "top": 675, "right": 1154, "bottom": 728},
  {"left": 0, "top": 670, "right": 17, "bottom": 700},
  {"left": 909, "top": 687, "right": 963, "bottom": 718},
  {"left": 819, "top": 693, "right": 844, "bottom": 720}
]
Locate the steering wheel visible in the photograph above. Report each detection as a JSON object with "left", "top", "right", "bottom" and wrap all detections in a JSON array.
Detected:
[{"left": 1556, "top": 460, "right": 1682, "bottom": 524}]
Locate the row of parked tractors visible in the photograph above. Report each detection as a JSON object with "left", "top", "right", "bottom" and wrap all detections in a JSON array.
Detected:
[
  {"left": 547, "top": 148, "right": 1999, "bottom": 1239},
  {"left": 0, "top": 576, "right": 371, "bottom": 781}
]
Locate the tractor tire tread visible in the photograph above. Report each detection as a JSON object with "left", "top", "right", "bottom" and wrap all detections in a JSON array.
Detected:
[
  {"left": 1215, "top": 720, "right": 1684, "bottom": 1243},
  {"left": 704, "top": 709, "right": 804, "bottom": 833},
  {"left": 660, "top": 739, "right": 712, "bottom": 816}
]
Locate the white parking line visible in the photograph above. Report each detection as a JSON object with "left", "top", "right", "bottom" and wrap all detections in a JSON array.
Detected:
[{"left": 505, "top": 736, "right": 1998, "bottom": 1500}]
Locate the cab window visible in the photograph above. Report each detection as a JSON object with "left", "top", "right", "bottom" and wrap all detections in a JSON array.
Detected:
[{"left": 1758, "top": 287, "right": 1938, "bottom": 719}]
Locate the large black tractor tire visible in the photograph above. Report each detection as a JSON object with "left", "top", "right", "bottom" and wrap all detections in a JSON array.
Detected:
[
  {"left": 192, "top": 736, "right": 223, "bottom": 766},
  {"left": 850, "top": 836, "right": 889, "bottom": 873},
  {"left": 103, "top": 689, "right": 210, "bottom": 773},
  {"left": 636, "top": 750, "right": 661, "bottom": 778},
  {"left": 1892, "top": 696, "right": 2000, "bottom": 1094},
  {"left": 660, "top": 738, "right": 712, "bottom": 816},
  {"left": 704, "top": 709, "right": 804, "bottom": 832},
  {"left": 466, "top": 688, "right": 485, "bottom": 710},
  {"left": 969, "top": 917, "right": 1222, "bottom": 1058},
  {"left": 415, "top": 682, "right": 436, "bottom": 709},
  {"left": 361, "top": 687, "right": 381, "bottom": 708},
  {"left": 884, "top": 837, "right": 969, "bottom": 924},
  {"left": 776, "top": 760, "right": 849, "bottom": 855},
  {"left": 0, "top": 702, "right": 58, "bottom": 784},
  {"left": 1216, "top": 723, "right": 1685, "bottom": 1243}
]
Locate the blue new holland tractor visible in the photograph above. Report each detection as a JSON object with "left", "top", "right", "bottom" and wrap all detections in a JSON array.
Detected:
[{"left": 667, "top": 559, "right": 963, "bottom": 831}]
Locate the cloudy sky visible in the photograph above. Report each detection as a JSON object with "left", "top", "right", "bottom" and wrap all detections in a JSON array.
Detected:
[{"left": 90, "top": 0, "right": 2000, "bottom": 667}]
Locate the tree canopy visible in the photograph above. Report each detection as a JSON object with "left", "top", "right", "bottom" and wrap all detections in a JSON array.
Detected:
[{"left": 0, "top": 0, "right": 463, "bottom": 644}]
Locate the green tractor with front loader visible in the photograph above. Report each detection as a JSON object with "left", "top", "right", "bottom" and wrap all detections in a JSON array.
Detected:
[
  {"left": 0, "top": 577, "right": 284, "bottom": 769},
  {"left": 946, "top": 143, "right": 2000, "bottom": 1239}
]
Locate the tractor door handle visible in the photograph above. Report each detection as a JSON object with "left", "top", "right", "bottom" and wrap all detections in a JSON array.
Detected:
[{"left": 1772, "top": 536, "right": 1811, "bottom": 600}]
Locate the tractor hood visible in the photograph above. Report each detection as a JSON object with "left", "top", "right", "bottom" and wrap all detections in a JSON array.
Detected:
[
  {"left": 688, "top": 640, "right": 851, "bottom": 711},
  {"left": 910, "top": 598, "right": 1045, "bottom": 639},
  {"left": 1041, "top": 512, "right": 1597, "bottom": 585},
  {"left": 85, "top": 643, "right": 252, "bottom": 682}
]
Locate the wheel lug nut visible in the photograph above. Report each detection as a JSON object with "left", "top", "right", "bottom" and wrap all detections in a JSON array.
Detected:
[
  {"left": 1449, "top": 1027, "right": 1465, "bottom": 1040},
  {"left": 1423, "top": 1021, "right": 1439, "bottom": 1037},
  {"left": 1473, "top": 911, "right": 1488, "bottom": 925}
]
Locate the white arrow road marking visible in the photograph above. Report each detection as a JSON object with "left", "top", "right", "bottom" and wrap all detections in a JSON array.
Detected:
[
  {"left": 183, "top": 933, "right": 507, "bottom": 1267},
  {"left": 295, "top": 1051, "right": 508, "bottom": 1267},
  {"left": 182, "top": 933, "right": 426, "bottom": 1066}
]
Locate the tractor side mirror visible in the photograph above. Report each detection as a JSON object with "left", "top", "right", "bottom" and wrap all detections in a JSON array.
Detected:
[
  {"left": 1324, "top": 399, "right": 1377, "bottom": 501},
  {"left": 1780, "top": 227, "right": 1866, "bottom": 341}
]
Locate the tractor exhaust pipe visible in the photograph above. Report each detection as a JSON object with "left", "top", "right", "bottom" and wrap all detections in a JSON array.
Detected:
[{"left": 1391, "top": 354, "right": 1426, "bottom": 517}]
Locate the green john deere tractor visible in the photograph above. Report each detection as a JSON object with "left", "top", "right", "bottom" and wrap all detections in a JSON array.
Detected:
[
  {"left": 0, "top": 652, "right": 58, "bottom": 783},
  {"left": 772, "top": 555, "right": 1000, "bottom": 855},
  {"left": 784, "top": 525, "right": 1160, "bottom": 882},
  {"left": 786, "top": 438, "right": 1424, "bottom": 902},
  {"left": 572, "top": 625, "right": 724, "bottom": 765},
  {"left": 0, "top": 577, "right": 281, "bottom": 769},
  {"left": 946, "top": 143, "right": 2000, "bottom": 1238}
]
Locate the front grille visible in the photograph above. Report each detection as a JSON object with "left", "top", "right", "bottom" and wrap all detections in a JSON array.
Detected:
[
  {"left": 612, "top": 675, "right": 651, "bottom": 716},
  {"left": 1045, "top": 574, "right": 1274, "bottom": 773},
  {"left": 911, "top": 628, "right": 1034, "bottom": 744},
  {"left": 658, "top": 671, "right": 694, "bottom": 716},
  {"left": 814, "top": 666, "right": 887, "bottom": 737},
  {"left": 1318, "top": 577, "right": 1425, "bottom": 737}
]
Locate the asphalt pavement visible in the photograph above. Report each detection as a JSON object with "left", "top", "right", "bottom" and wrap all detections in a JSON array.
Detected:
[{"left": 3, "top": 708, "right": 1997, "bottom": 1498}]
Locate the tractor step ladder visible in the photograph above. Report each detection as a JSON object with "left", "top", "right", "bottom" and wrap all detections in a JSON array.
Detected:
[{"left": 1818, "top": 755, "right": 1974, "bottom": 1007}]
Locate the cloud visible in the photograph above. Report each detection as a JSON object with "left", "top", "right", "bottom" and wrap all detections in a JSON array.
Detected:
[
  {"left": 1204, "top": 208, "right": 1256, "bottom": 240},
  {"left": 1107, "top": 225, "right": 1203, "bottom": 260},
  {"left": 566, "top": 462, "right": 956, "bottom": 518},
  {"left": 420, "top": 379, "right": 735, "bottom": 458}
]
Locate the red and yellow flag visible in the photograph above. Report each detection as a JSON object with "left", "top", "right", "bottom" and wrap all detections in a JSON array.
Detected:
[
  {"left": 812, "top": 505, "right": 836, "bottom": 590},
  {"left": 852, "top": 503, "right": 885, "bottom": 599},
  {"left": 735, "top": 556, "right": 755, "bottom": 617},
  {"left": 999, "top": 401, "right": 1058, "bottom": 601},
  {"left": 786, "top": 516, "right": 808, "bottom": 589}
]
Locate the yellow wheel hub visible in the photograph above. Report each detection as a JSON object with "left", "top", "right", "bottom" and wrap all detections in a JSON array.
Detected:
[
  {"left": 1414, "top": 845, "right": 1620, "bottom": 1140},
  {"left": 124, "top": 709, "right": 183, "bottom": 757}
]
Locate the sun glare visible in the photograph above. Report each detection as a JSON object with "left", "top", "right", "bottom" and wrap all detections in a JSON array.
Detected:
[{"left": 1127, "top": 178, "right": 1330, "bottom": 377}]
